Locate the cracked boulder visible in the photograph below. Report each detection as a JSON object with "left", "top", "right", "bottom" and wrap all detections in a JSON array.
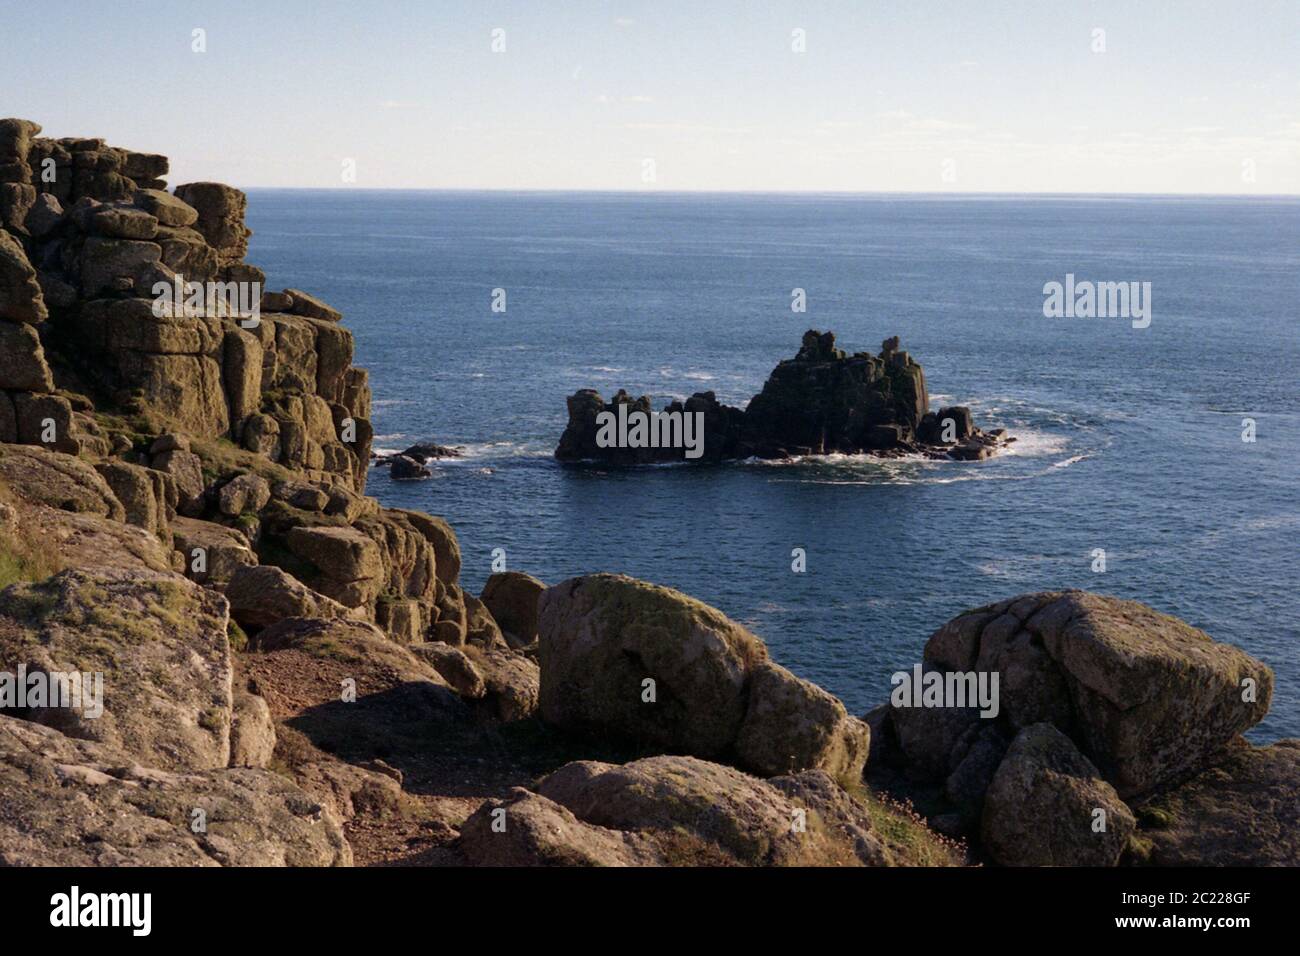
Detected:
[
  {"left": 285, "top": 524, "right": 384, "bottom": 609},
  {"left": 981, "top": 723, "right": 1136, "bottom": 866},
  {"left": 0, "top": 716, "right": 349, "bottom": 866},
  {"left": 460, "top": 754, "right": 893, "bottom": 867},
  {"left": 223, "top": 564, "right": 353, "bottom": 632},
  {"left": 538, "top": 574, "right": 867, "bottom": 782},
  {"left": 1133, "top": 738, "right": 1300, "bottom": 866},
  {"left": 923, "top": 590, "right": 1273, "bottom": 796},
  {"left": 0, "top": 568, "right": 233, "bottom": 772},
  {"left": 0, "top": 223, "right": 47, "bottom": 321}
]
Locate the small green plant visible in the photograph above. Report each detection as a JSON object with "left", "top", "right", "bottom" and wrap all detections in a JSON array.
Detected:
[
  {"left": 227, "top": 618, "right": 249, "bottom": 652},
  {"left": 855, "top": 785, "right": 968, "bottom": 866},
  {"left": 198, "top": 706, "right": 227, "bottom": 732},
  {"left": 1138, "top": 805, "right": 1176, "bottom": 829}
]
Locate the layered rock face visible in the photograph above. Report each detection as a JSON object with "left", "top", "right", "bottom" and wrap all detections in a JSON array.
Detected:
[
  {"left": 0, "top": 118, "right": 470, "bottom": 647},
  {"left": 866, "top": 590, "right": 1289, "bottom": 866},
  {"left": 0, "top": 118, "right": 371, "bottom": 489},
  {"left": 555, "top": 330, "right": 1009, "bottom": 463},
  {"left": 0, "top": 119, "right": 542, "bottom": 866}
]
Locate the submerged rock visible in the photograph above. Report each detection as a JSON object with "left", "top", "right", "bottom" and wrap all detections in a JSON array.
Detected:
[
  {"left": 399, "top": 441, "right": 462, "bottom": 462},
  {"left": 388, "top": 453, "right": 430, "bottom": 480}
]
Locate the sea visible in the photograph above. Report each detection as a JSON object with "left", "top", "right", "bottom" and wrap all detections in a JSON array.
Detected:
[{"left": 245, "top": 190, "right": 1300, "bottom": 740}]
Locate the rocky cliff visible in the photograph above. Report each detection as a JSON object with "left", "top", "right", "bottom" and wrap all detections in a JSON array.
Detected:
[
  {"left": 0, "top": 118, "right": 1293, "bottom": 868},
  {"left": 555, "top": 329, "right": 1010, "bottom": 463}
]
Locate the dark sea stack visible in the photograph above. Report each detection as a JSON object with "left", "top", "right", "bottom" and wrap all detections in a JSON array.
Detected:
[
  {"left": 742, "top": 331, "right": 930, "bottom": 456},
  {"left": 555, "top": 329, "right": 1008, "bottom": 463},
  {"left": 555, "top": 387, "right": 746, "bottom": 464}
]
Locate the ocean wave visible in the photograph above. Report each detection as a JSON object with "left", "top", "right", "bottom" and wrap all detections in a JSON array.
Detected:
[
  {"left": 655, "top": 367, "right": 718, "bottom": 382},
  {"left": 753, "top": 440, "right": 1085, "bottom": 486},
  {"left": 374, "top": 439, "right": 554, "bottom": 463},
  {"left": 446, "top": 440, "right": 553, "bottom": 461},
  {"left": 1052, "top": 454, "right": 1088, "bottom": 468}
]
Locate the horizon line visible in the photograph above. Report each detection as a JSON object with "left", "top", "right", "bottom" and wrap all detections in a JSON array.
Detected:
[{"left": 235, "top": 186, "right": 1300, "bottom": 199}]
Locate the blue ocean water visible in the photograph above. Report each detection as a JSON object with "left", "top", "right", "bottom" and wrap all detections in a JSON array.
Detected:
[{"left": 246, "top": 190, "right": 1300, "bottom": 740}]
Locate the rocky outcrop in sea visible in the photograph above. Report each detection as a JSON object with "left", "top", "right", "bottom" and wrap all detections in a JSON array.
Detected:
[
  {"left": 555, "top": 329, "right": 1011, "bottom": 464},
  {"left": 0, "top": 117, "right": 1293, "bottom": 867}
]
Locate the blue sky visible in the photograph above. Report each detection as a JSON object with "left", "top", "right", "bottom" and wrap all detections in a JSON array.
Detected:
[{"left": 4, "top": 0, "right": 1298, "bottom": 192}]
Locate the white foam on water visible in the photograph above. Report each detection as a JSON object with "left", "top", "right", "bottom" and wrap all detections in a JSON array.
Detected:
[
  {"left": 1243, "top": 514, "right": 1300, "bottom": 532},
  {"left": 1000, "top": 427, "right": 1069, "bottom": 458},
  {"left": 450, "top": 440, "right": 553, "bottom": 461}
]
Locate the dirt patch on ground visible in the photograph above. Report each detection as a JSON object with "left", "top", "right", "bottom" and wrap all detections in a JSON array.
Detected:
[{"left": 234, "top": 647, "right": 639, "bottom": 865}]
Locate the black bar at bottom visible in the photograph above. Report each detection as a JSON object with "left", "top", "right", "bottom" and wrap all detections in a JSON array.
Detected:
[{"left": 0, "top": 865, "right": 1289, "bottom": 942}]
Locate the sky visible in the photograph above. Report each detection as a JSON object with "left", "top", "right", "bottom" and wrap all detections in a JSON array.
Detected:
[{"left": 3, "top": 0, "right": 1299, "bottom": 193}]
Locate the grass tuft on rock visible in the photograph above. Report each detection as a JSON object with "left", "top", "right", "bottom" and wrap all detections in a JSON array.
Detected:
[
  {"left": 0, "top": 479, "right": 65, "bottom": 590},
  {"left": 851, "top": 783, "right": 969, "bottom": 866}
]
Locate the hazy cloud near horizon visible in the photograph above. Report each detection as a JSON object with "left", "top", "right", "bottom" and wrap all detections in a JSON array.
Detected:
[{"left": 4, "top": 0, "right": 1298, "bottom": 194}]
